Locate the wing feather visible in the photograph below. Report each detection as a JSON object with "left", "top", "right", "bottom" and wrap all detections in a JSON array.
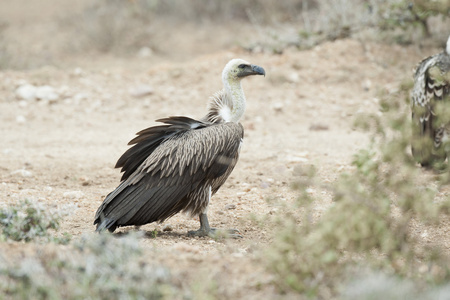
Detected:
[
  {"left": 94, "top": 119, "right": 244, "bottom": 231},
  {"left": 412, "top": 50, "right": 450, "bottom": 166},
  {"left": 116, "top": 116, "right": 208, "bottom": 181}
]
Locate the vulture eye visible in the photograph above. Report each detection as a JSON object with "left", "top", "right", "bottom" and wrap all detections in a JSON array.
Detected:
[{"left": 238, "top": 64, "right": 246, "bottom": 69}]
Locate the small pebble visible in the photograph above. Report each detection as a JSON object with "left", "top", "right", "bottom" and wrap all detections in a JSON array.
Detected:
[
  {"left": 272, "top": 102, "right": 283, "bottom": 112},
  {"left": 362, "top": 79, "right": 372, "bottom": 91},
  {"left": 63, "top": 191, "right": 84, "bottom": 199},
  {"left": 286, "top": 155, "right": 309, "bottom": 163},
  {"left": 224, "top": 204, "right": 236, "bottom": 210},
  {"left": 137, "top": 47, "right": 153, "bottom": 58},
  {"left": 269, "top": 208, "right": 279, "bottom": 215},
  {"left": 129, "top": 85, "right": 154, "bottom": 98},
  {"left": 11, "top": 169, "right": 32, "bottom": 177},
  {"left": 79, "top": 176, "right": 91, "bottom": 186},
  {"left": 162, "top": 224, "right": 173, "bottom": 232},
  {"left": 15, "top": 84, "right": 37, "bottom": 101},
  {"left": 309, "top": 123, "right": 329, "bottom": 131},
  {"left": 35, "top": 85, "right": 59, "bottom": 101},
  {"left": 16, "top": 115, "right": 27, "bottom": 124},
  {"left": 72, "top": 67, "right": 85, "bottom": 76},
  {"left": 306, "top": 188, "right": 315, "bottom": 194},
  {"left": 287, "top": 72, "right": 299, "bottom": 83}
]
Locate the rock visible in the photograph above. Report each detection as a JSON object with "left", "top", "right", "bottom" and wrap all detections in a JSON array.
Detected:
[
  {"left": 16, "top": 84, "right": 37, "bottom": 101},
  {"left": 11, "top": 169, "right": 32, "bottom": 177},
  {"left": 35, "top": 85, "right": 59, "bottom": 102},
  {"left": 224, "top": 204, "right": 236, "bottom": 210},
  {"left": 138, "top": 47, "right": 153, "bottom": 58},
  {"left": 260, "top": 181, "right": 270, "bottom": 189},
  {"left": 63, "top": 191, "right": 84, "bottom": 199},
  {"left": 271, "top": 102, "right": 283, "bottom": 112},
  {"left": 309, "top": 123, "right": 329, "bottom": 131},
  {"left": 73, "top": 93, "right": 88, "bottom": 102},
  {"left": 15, "top": 84, "right": 60, "bottom": 102},
  {"left": 306, "top": 188, "right": 315, "bottom": 194},
  {"left": 18, "top": 100, "right": 28, "bottom": 108},
  {"left": 286, "top": 155, "right": 309, "bottom": 163},
  {"left": 79, "top": 176, "right": 91, "bottom": 186},
  {"left": 129, "top": 85, "right": 154, "bottom": 98},
  {"left": 362, "top": 79, "right": 372, "bottom": 91},
  {"left": 162, "top": 224, "right": 173, "bottom": 232},
  {"left": 16, "top": 115, "right": 27, "bottom": 124},
  {"left": 287, "top": 72, "right": 299, "bottom": 83},
  {"left": 72, "top": 67, "right": 85, "bottom": 76},
  {"left": 269, "top": 208, "right": 279, "bottom": 215}
]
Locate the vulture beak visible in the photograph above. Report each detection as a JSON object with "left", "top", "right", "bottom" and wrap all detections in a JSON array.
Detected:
[{"left": 238, "top": 64, "right": 266, "bottom": 77}]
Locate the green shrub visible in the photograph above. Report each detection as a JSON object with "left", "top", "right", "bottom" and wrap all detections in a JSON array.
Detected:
[
  {"left": 378, "top": 0, "right": 450, "bottom": 37},
  {"left": 267, "top": 85, "right": 450, "bottom": 297},
  {"left": 0, "top": 232, "right": 175, "bottom": 300},
  {"left": 0, "top": 199, "right": 70, "bottom": 244}
]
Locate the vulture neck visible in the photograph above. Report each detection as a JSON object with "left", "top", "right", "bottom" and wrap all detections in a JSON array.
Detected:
[{"left": 222, "top": 77, "right": 246, "bottom": 123}]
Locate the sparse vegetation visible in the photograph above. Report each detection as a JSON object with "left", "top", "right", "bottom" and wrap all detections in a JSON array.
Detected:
[
  {"left": 0, "top": 200, "right": 71, "bottom": 244},
  {"left": 378, "top": 0, "right": 450, "bottom": 37},
  {"left": 0, "top": 232, "right": 175, "bottom": 300},
  {"left": 267, "top": 83, "right": 450, "bottom": 297}
]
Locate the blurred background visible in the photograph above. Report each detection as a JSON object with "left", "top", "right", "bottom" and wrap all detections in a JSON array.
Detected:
[{"left": 0, "top": 0, "right": 449, "bottom": 69}]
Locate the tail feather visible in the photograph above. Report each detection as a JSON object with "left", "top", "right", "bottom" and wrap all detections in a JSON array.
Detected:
[{"left": 95, "top": 216, "right": 117, "bottom": 233}]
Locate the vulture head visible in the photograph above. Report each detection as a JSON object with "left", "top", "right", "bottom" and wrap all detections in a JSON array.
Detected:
[
  {"left": 222, "top": 59, "right": 265, "bottom": 82},
  {"left": 205, "top": 58, "right": 265, "bottom": 124}
]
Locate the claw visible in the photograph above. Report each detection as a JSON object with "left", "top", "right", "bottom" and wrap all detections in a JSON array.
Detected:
[
  {"left": 188, "top": 227, "right": 242, "bottom": 238},
  {"left": 188, "top": 213, "right": 242, "bottom": 238}
]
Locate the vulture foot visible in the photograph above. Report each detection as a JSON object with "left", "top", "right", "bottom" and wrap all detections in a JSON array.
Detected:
[
  {"left": 188, "top": 227, "right": 242, "bottom": 238},
  {"left": 188, "top": 213, "right": 242, "bottom": 238}
]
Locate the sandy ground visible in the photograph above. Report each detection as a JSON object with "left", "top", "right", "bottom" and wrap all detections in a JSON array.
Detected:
[{"left": 0, "top": 8, "right": 449, "bottom": 296}]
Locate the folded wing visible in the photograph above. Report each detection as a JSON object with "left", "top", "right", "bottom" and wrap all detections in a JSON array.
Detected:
[{"left": 94, "top": 117, "right": 244, "bottom": 232}]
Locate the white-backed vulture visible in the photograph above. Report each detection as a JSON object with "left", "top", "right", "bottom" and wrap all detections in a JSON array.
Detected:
[
  {"left": 411, "top": 35, "right": 450, "bottom": 166},
  {"left": 94, "top": 59, "right": 265, "bottom": 237}
]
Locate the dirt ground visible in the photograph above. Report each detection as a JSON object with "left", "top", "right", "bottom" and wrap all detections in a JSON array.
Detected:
[{"left": 0, "top": 2, "right": 449, "bottom": 298}]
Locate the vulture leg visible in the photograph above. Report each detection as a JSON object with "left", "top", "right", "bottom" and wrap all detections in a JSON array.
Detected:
[{"left": 188, "top": 213, "right": 242, "bottom": 238}]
